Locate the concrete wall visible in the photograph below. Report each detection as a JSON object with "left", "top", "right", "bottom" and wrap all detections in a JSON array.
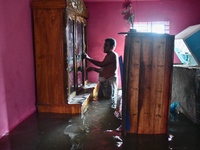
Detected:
[{"left": 171, "top": 66, "right": 200, "bottom": 124}]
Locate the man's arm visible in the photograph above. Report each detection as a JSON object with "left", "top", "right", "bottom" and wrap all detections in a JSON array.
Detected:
[
  {"left": 84, "top": 53, "right": 115, "bottom": 67},
  {"left": 86, "top": 67, "right": 101, "bottom": 73}
]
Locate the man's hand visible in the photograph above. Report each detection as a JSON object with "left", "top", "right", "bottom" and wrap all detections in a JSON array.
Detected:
[{"left": 82, "top": 52, "right": 90, "bottom": 60}]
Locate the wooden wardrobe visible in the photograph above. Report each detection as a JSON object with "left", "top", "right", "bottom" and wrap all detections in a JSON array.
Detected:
[
  {"left": 32, "top": 0, "right": 94, "bottom": 114},
  {"left": 122, "top": 32, "right": 174, "bottom": 134}
]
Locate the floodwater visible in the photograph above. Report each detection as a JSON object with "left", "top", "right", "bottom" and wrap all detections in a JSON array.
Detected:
[
  {"left": 64, "top": 99, "right": 122, "bottom": 150},
  {"left": 64, "top": 98, "right": 200, "bottom": 150},
  {"left": 1, "top": 98, "right": 200, "bottom": 150}
]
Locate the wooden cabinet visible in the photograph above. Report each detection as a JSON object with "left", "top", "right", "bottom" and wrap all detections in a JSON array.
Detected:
[
  {"left": 32, "top": 0, "right": 93, "bottom": 114},
  {"left": 122, "top": 32, "right": 174, "bottom": 134}
]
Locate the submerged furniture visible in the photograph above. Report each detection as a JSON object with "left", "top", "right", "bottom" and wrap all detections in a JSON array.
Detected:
[
  {"left": 32, "top": 0, "right": 97, "bottom": 114},
  {"left": 122, "top": 32, "right": 174, "bottom": 134}
]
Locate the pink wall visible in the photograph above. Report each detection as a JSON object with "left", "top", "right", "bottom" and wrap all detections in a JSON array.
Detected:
[
  {"left": 0, "top": 0, "right": 36, "bottom": 138},
  {"left": 84, "top": 0, "right": 200, "bottom": 87},
  {"left": 1, "top": 0, "right": 200, "bottom": 139}
]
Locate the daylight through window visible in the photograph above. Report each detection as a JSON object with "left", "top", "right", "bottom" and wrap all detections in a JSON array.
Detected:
[{"left": 133, "top": 21, "right": 170, "bottom": 34}]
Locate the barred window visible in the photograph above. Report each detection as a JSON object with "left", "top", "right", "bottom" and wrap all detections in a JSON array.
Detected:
[{"left": 133, "top": 21, "right": 170, "bottom": 34}]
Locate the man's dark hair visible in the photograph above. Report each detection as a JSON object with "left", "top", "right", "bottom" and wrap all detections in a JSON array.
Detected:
[{"left": 105, "top": 38, "right": 116, "bottom": 48}]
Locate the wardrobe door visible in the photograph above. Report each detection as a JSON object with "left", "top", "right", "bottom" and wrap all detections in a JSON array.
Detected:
[
  {"left": 66, "top": 17, "right": 76, "bottom": 98},
  {"left": 76, "top": 20, "right": 84, "bottom": 92},
  {"left": 82, "top": 20, "right": 88, "bottom": 84}
]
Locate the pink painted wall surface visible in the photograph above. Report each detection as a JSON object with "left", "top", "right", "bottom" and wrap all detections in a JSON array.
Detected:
[
  {"left": 0, "top": 0, "right": 36, "bottom": 138},
  {"left": 1, "top": 0, "right": 200, "bottom": 139},
  {"left": 84, "top": 0, "right": 200, "bottom": 86}
]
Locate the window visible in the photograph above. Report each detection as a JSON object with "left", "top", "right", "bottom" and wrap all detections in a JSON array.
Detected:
[{"left": 133, "top": 21, "right": 170, "bottom": 34}]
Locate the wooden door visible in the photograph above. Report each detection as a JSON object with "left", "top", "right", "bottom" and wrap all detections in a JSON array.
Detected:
[
  {"left": 75, "top": 17, "right": 87, "bottom": 92},
  {"left": 66, "top": 16, "right": 76, "bottom": 99}
]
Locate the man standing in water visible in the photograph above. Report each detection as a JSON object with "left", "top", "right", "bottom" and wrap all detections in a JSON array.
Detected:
[{"left": 83, "top": 38, "right": 118, "bottom": 108}]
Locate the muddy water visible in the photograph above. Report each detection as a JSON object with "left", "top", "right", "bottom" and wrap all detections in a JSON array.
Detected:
[
  {"left": 64, "top": 98, "right": 200, "bottom": 150},
  {"left": 64, "top": 99, "right": 122, "bottom": 150},
  {"left": 1, "top": 97, "right": 200, "bottom": 149}
]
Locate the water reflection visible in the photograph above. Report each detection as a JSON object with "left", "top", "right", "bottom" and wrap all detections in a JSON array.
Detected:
[
  {"left": 1, "top": 98, "right": 200, "bottom": 149},
  {"left": 168, "top": 112, "right": 200, "bottom": 149},
  {"left": 64, "top": 119, "right": 87, "bottom": 150},
  {"left": 64, "top": 99, "right": 122, "bottom": 150},
  {"left": 64, "top": 99, "right": 200, "bottom": 150}
]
